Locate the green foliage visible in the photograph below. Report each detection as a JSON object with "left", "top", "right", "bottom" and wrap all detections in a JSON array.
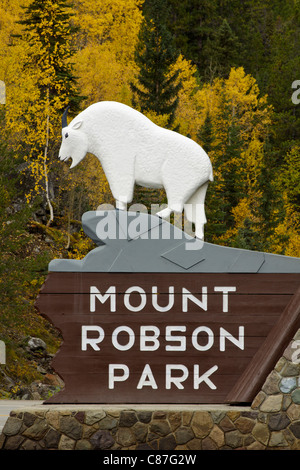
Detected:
[
  {"left": 7, "top": 0, "right": 85, "bottom": 228},
  {"left": 204, "top": 19, "right": 241, "bottom": 79},
  {"left": 0, "top": 199, "right": 58, "bottom": 386},
  {"left": 130, "top": 0, "right": 182, "bottom": 129},
  {"left": 17, "top": 0, "right": 83, "bottom": 111},
  {"left": 0, "top": 0, "right": 300, "bottom": 393}
]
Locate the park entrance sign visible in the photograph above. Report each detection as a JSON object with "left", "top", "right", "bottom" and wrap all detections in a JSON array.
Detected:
[{"left": 36, "top": 210, "right": 300, "bottom": 404}]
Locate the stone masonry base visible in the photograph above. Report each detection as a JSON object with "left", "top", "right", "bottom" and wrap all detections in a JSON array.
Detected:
[
  {"left": 0, "top": 402, "right": 299, "bottom": 451},
  {"left": 1, "top": 330, "right": 300, "bottom": 450}
]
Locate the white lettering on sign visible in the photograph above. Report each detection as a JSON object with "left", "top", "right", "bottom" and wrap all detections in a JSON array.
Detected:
[
  {"left": 81, "top": 325, "right": 244, "bottom": 352},
  {"left": 90, "top": 286, "right": 116, "bottom": 312},
  {"left": 81, "top": 325, "right": 105, "bottom": 351},
  {"left": 194, "top": 365, "right": 218, "bottom": 390},
  {"left": 109, "top": 364, "right": 129, "bottom": 389},
  {"left": 152, "top": 286, "right": 174, "bottom": 311},
  {"left": 89, "top": 285, "right": 237, "bottom": 313},
  {"left": 166, "top": 365, "right": 189, "bottom": 389},
  {"left": 192, "top": 326, "right": 214, "bottom": 351},
  {"left": 124, "top": 286, "right": 147, "bottom": 312},
  {"left": 140, "top": 326, "right": 160, "bottom": 351},
  {"left": 165, "top": 326, "right": 186, "bottom": 351},
  {"left": 213, "top": 286, "right": 237, "bottom": 312},
  {"left": 108, "top": 363, "right": 218, "bottom": 390},
  {"left": 112, "top": 326, "right": 135, "bottom": 351},
  {"left": 137, "top": 364, "right": 158, "bottom": 389},
  {"left": 182, "top": 287, "right": 207, "bottom": 312},
  {"left": 220, "top": 326, "right": 244, "bottom": 351},
  {"left": 85, "top": 283, "right": 240, "bottom": 395}
]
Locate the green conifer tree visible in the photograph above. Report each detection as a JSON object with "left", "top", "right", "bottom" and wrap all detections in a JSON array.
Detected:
[
  {"left": 18, "top": 0, "right": 83, "bottom": 111},
  {"left": 232, "top": 217, "right": 262, "bottom": 251},
  {"left": 197, "top": 111, "right": 215, "bottom": 153},
  {"left": 206, "top": 19, "right": 241, "bottom": 78},
  {"left": 205, "top": 105, "right": 245, "bottom": 242},
  {"left": 130, "top": 0, "right": 182, "bottom": 129}
]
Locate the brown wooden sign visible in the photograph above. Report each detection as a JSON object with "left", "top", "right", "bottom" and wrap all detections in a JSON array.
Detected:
[{"left": 36, "top": 272, "right": 300, "bottom": 404}]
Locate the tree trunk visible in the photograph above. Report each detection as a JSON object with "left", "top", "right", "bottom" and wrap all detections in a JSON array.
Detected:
[{"left": 44, "top": 88, "right": 54, "bottom": 226}]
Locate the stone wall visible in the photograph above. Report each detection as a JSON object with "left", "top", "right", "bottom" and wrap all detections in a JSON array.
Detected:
[{"left": 0, "top": 330, "right": 299, "bottom": 451}]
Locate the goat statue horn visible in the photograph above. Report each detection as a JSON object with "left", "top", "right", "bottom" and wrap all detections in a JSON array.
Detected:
[{"left": 62, "top": 105, "right": 70, "bottom": 129}]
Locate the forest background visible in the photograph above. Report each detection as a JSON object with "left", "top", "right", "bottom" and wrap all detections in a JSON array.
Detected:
[{"left": 0, "top": 0, "right": 299, "bottom": 396}]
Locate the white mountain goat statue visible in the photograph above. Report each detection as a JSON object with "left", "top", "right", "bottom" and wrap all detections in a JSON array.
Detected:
[{"left": 58, "top": 101, "right": 213, "bottom": 239}]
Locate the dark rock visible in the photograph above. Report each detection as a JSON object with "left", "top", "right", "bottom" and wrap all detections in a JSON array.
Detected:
[
  {"left": 219, "top": 415, "right": 235, "bottom": 432},
  {"left": 291, "top": 389, "right": 300, "bottom": 404},
  {"left": 43, "top": 428, "right": 61, "bottom": 448},
  {"left": 268, "top": 413, "right": 291, "bottom": 431},
  {"left": 98, "top": 416, "right": 118, "bottom": 430},
  {"left": 147, "top": 439, "right": 159, "bottom": 450},
  {"left": 241, "top": 411, "right": 259, "bottom": 420},
  {"left": 23, "top": 412, "right": 37, "bottom": 428},
  {"left": 202, "top": 436, "right": 218, "bottom": 450},
  {"left": 3, "top": 435, "right": 25, "bottom": 450},
  {"left": 137, "top": 411, "right": 152, "bottom": 423},
  {"left": 133, "top": 422, "right": 148, "bottom": 443},
  {"left": 59, "top": 415, "right": 82, "bottom": 440},
  {"left": 2, "top": 417, "right": 23, "bottom": 436},
  {"left": 22, "top": 418, "right": 48, "bottom": 440},
  {"left": 75, "top": 411, "right": 85, "bottom": 424},
  {"left": 136, "top": 442, "right": 153, "bottom": 450},
  {"left": 159, "top": 434, "right": 176, "bottom": 450},
  {"left": 289, "top": 421, "right": 300, "bottom": 439},
  {"left": 225, "top": 430, "right": 244, "bottom": 448},
  {"left": 21, "top": 439, "right": 43, "bottom": 450},
  {"left": 150, "top": 420, "right": 171, "bottom": 436},
  {"left": 175, "top": 427, "right": 194, "bottom": 444},
  {"left": 119, "top": 411, "right": 137, "bottom": 427},
  {"left": 90, "top": 429, "right": 115, "bottom": 449}
]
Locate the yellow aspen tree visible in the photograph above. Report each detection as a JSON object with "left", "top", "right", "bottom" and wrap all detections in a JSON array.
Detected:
[
  {"left": 50, "top": 0, "right": 144, "bottom": 217},
  {"left": 196, "top": 67, "right": 273, "bottom": 246},
  {"left": 72, "top": 0, "right": 143, "bottom": 106},
  {"left": 270, "top": 145, "right": 300, "bottom": 257},
  {"left": 169, "top": 54, "right": 200, "bottom": 139},
  {"left": 5, "top": 0, "right": 82, "bottom": 226}
]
